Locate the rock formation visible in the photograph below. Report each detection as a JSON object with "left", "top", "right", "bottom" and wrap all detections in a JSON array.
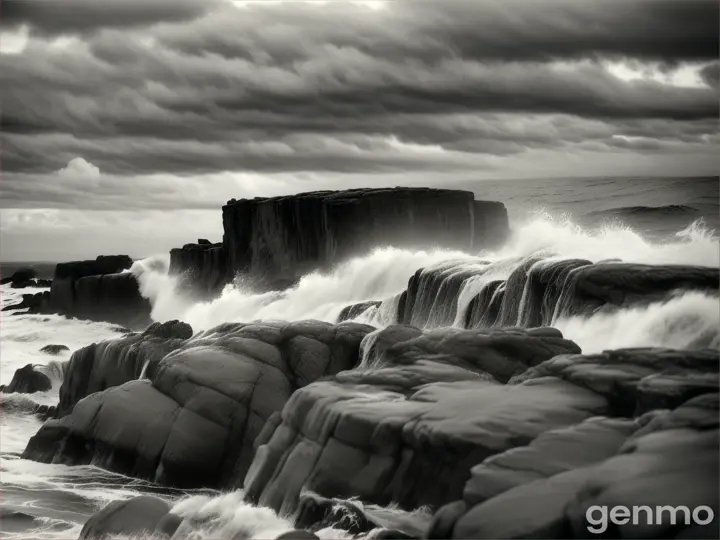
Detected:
[
  {"left": 21, "top": 315, "right": 719, "bottom": 539},
  {"left": 56, "top": 320, "right": 194, "bottom": 417},
  {"left": 0, "top": 364, "right": 52, "bottom": 394},
  {"left": 171, "top": 188, "right": 510, "bottom": 292},
  {"left": 340, "top": 258, "right": 720, "bottom": 334},
  {"left": 1, "top": 267, "right": 38, "bottom": 288},
  {"left": 46, "top": 255, "right": 151, "bottom": 328},
  {"left": 1, "top": 291, "right": 50, "bottom": 313},
  {"left": 39, "top": 344, "right": 70, "bottom": 355},
  {"left": 23, "top": 320, "right": 375, "bottom": 488}
]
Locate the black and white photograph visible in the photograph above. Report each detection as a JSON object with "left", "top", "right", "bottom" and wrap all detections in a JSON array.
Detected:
[{"left": 0, "top": 0, "right": 718, "bottom": 538}]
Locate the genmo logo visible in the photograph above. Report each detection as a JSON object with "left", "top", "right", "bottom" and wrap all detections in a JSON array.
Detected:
[{"left": 586, "top": 505, "right": 715, "bottom": 534}]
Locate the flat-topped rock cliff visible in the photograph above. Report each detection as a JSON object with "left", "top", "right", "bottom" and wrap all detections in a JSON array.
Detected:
[
  {"left": 47, "top": 255, "right": 151, "bottom": 329},
  {"left": 171, "top": 188, "right": 509, "bottom": 292}
]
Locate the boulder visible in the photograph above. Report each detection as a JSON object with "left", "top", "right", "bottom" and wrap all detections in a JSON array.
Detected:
[
  {"left": 56, "top": 320, "right": 194, "bottom": 417},
  {"left": 462, "top": 416, "right": 638, "bottom": 506},
  {"left": 78, "top": 495, "right": 171, "bottom": 540},
  {"left": 1, "top": 267, "right": 36, "bottom": 285},
  {"left": 23, "top": 320, "right": 375, "bottom": 488},
  {"left": 10, "top": 279, "right": 38, "bottom": 289},
  {"left": 446, "top": 394, "right": 719, "bottom": 539},
  {"left": 46, "top": 255, "right": 150, "bottom": 327},
  {"left": 1, "top": 291, "right": 50, "bottom": 313},
  {"left": 512, "top": 347, "right": 719, "bottom": 416},
  {"left": 72, "top": 272, "right": 152, "bottom": 328},
  {"left": 244, "top": 327, "right": 597, "bottom": 515},
  {"left": 0, "top": 364, "right": 52, "bottom": 394},
  {"left": 39, "top": 344, "right": 70, "bottom": 355},
  {"left": 556, "top": 263, "right": 719, "bottom": 318},
  {"left": 295, "top": 492, "right": 375, "bottom": 535}
]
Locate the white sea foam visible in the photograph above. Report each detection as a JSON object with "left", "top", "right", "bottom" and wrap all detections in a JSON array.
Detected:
[
  {"left": 131, "top": 216, "right": 718, "bottom": 333},
  {"left": 554, "top": 290, "right": 720, "bottom": 353}
]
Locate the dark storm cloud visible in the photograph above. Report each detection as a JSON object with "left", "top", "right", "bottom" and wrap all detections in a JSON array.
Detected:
[
  {"left": 0, "top": 0, "right": 220, "bottom": 36},
  {"left": 154, "top": 0, "right": 719, "bottom": 65},
  {"left": 699, "top": 61, "right": 720, "bottom": 89},
  {"left": 0, "top": 0, "right": 716, "bottom": 188}
]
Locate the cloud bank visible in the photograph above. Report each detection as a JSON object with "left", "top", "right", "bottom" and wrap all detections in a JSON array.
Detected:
[{"left": 0, "top": 0, "right": 717, "bottom": 259}]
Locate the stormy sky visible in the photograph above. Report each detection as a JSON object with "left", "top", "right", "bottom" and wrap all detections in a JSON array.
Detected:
[{"left": 1, "top": 0, "right": 718, "bottom": 261}]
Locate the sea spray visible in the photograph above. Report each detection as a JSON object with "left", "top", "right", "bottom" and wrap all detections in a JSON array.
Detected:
[
  {"left": 134, "top": 247, "right": 471, "bottom": 330},
  {"left": 131, "top": 215, "right": 718, "bottom": 332},
  {"left": 554, "top": 290, "right": 720, "bottom": 353}
]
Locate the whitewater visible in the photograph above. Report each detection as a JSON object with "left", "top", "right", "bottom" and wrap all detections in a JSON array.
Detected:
[
  {"left": 130, "top": 214, "right": 719, "bottom": 353},
  {"left": 1, "top": 213, "right": 718, "bottom": 539}
]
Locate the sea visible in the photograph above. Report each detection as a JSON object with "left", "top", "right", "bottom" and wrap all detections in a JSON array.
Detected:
[{"left": 1, "top": 176, "right": 718, "bottom": 539}]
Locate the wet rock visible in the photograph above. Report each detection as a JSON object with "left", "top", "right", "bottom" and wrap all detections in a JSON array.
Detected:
[
  {"left": 1, "top": 267, "right": 36, "bottom": 285},
  {"left": 169, "top": 240, "right": 227, "bottom": 296},
  {"left": 78, "top": 495, "right": 171, "bottom": 540},
  {"left": 10, "top": 279, "right": 38, "bottom": 289},
  {"left": 464, "top": 280, "right": 504, "bottom": 329},
  {"left": 449, "top": 395, "right": 719, "bottom": 539},
  {"left": 40, "top": 344, "right": 70, "bottom": 355},
  {"left": 154, "top": 512, "right": 183, "bottom": 538},
  {"left": 462, "top": 416, "right": 638, "bottom": 505},
  {"left": 2, "top": 291, "right": 50, "bottom": 313},
  {"left": 47, "top": 255, "right": 150, "bottom": 328},
  {"left": 295, "top": 492, "right": 374, "bottom": 535},
  {"left": 274, "top": 530, "right": 320, "bottom": 540},
  {"left": 174, "top": 189, "right": 508, "bottom": 294},
  {"left": 513, "top": 347, "right": 719, "bottom": 416},
  {"left": 426, "top": 501, "right": 467, "bottom": 539},
  {"left": 556, "top": 262, "right": 719, "bottom": 317},
  {"left": 56, "top": 320, "right": 194, "bottom": 417},
  {"left": 1, "top": 364, "right": 52, "bottom": 394},
  {"left": 399, "top": 260, "right": 490, "bottom": 328},
  {"left": 0, "top": 510, "right": 39, "bottom": 534},
  {"left": 338, "top": 301, "right": 381, "bottom": 322},
  {"left": 24, "top": 320, "right": 375, "bottom": 488},
  {"left": 372, "top": 529, "right": 417, "bottom": 539},
  {"left": 244, "top": 327, "right": 600, "bottom": 516}
]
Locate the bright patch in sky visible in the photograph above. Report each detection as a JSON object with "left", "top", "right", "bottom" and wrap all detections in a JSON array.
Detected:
[
  {"left": 0, "top": 25, "right": 29, "bottom": 55},
  {"left": 606, "top": 61, "right": 707, "bottom": 88}
]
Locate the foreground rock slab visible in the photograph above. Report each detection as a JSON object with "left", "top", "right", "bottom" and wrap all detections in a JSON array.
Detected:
[{"left": 24, "top": 320, "right": 374, "bottom": 488}]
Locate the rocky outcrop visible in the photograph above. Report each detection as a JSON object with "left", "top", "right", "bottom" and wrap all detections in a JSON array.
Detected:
[
  {"left": 78, "top": 496, "right": 172, "bottom": 540},
  {"left": 64, "top": 333, "right": 719, "bottom": 539},
  {"left": 438, "top": 394, "right": 719, "bottom": 539},
  {"left": 245, "top": 342, "right": 718, "bottom": 526},
  {"left": 1, "top": 267, "right": 37, "bottom": 285},
  {"left": 46, "top": 255, "right": 151, "bottom": 328},
  {"left": 9, "top": 278, "right": 51, "bottom": 289},
  {"left": 0, "top": 364, "right": 52, "bottom": 394},
  {"left": 56, "top": 320, "right": 193, "bottom": 417},
  {"left": 39, "top": 344, "right": 70, "bottom": 355},
  {"left": 173, "top": 188, "right": 509, "bottom": 292},
  {"left": 169, "top": 240, "right": 228, "bottom": 297},
  {"left": 338, "top": 301, "right": 381, "bottom": 322},
  {"left": 555, "top": 262, "right": 720, "bottom": 317},
  {"left": 511, "top": 347, "right": 719, "bottom": 416},
  {"left": 23, "top": 320, "right": 374, "bottom": 488},
  {"left": 244, "top": 326, "right": 589, "bottom": 515},
  {"left": 0, "top": 268, "right": 49, "bottom": 288},
  {"left": 1, "top": 291, "right": 50, "bottom": 313},
  {"left": 343, "top": 258, "right": 719, "bottom": 331}
]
